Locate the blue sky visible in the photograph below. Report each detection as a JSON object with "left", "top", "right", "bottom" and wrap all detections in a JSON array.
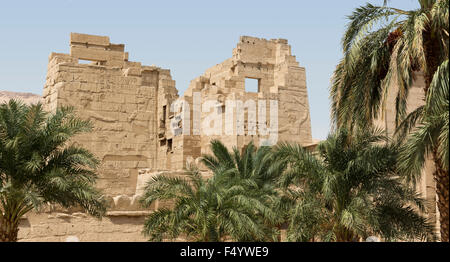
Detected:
[{"left": 0, "top": 0, "right": 419, "bottom": 139}]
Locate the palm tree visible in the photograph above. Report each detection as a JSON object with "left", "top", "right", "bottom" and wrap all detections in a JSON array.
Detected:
[
  {"left": 330, "top": 0, "right": 449, "bottom": 241},
  {"left": 0, "top": 100, "right": 106, "bottom": 242},
  {"left": 140, "top": 140, "right": 283, "bottom": 241},
  {"left": 201, "top": 140, "right": 289, "bottom": 240},
  {"left": 273, "top": 128, "right": 435, "bottom": 242},
  {"left": 140, "top": 166, "right": 279, "bottom": 241},
  {"left": 398, "top": 60, "right": 449, "bottom": 240},
  {"left": 201, "top": 140, "right": 281, "bottom": 197}
]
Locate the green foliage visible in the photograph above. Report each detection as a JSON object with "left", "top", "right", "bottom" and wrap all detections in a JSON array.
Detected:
[
  {"left": 142, "top": 135, "right": 435, "bottom": 242},
  {"left": 331, "top": 0, "right": 449, "bottom": 130},
  {"left": 142, "top": 2, "right": 448, "bottom": 240},
  {"left": 273, "top": 128, "right": 435, "bottom": 242},
  {"left": 0, "top": 100, "right": 106, "bottom": 226},
  {"left": 398, "top": 59, "right": 449, "bottom": 183},
  {"left": 141, "top": 141, "right": 283, "bottom": 242},
  {"left": 332, "top": 0, "right": 449, "bottom": 240}
]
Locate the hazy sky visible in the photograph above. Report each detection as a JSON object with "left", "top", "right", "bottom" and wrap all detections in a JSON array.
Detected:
[{"left": 0, "top": 0, "right": 419, "bottom": 139}]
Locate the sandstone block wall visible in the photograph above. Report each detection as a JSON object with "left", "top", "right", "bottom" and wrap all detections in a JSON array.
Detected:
[
  {"left": 18, "top": 33, "right": 177, "bottom": 241},
  {"left": 42, "top": 33, "right": 178, "bottom": 196},
  {"left": 176, "top": 36, "right": 312, "bottom": 162},
  {"left": 18, "top": 212, "right": 147, "bottom": 242},
  {"left": 19, "top": 33, "right": 314, "bottom": 241}
]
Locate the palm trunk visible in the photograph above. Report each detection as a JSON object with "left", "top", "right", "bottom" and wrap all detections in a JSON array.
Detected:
[
  {"left": 0, "top": 214, "right": 19, "bottom": 242},
  {"left": 423, "top": 26, "right": 448, "bottom": 241},
  {"left": 276, "top": 225, "right": 282, "bottom": 242},
  {"left": 422, "top": 21, "right": 441, "bottom": 95},
  {"left": 336, "top": 228, "right": 354, "bottom": 242},
  {"left": 433, "top": 155, "right": 449, "bottom": 242}
]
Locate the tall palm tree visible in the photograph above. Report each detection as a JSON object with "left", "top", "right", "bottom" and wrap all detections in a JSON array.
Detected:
[
  {"left": 0, "top": 100, "right": 106, "bottom": 242},
  {"left": 140, "top": 140, "right": 282, "bottom": 242},
  {"left": 398, "top": 60, "right": 449, "bottom": 239},
  {"left": 273, "top": 128, "right": 435, "bottom": 242},
  {"left": 330, "top": 0, "right": 449, "bottom": 241},
  {"left": 201, "top": 140, "right": 290, "bottom": 240},
  {"left": 140, "top": 166, "right": 279, "bottom": 242}
]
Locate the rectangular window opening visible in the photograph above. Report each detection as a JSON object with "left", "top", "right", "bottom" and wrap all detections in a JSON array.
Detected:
[
  {"left": 216, "top": 104, "right": 225, "bottom": 114},
  {"left": 78, "top": 59, "right": 97, "bottom": 65},
  {"left": 162, "top": 105, "right": 167, "bottom": 126},
  {"left": 167, "top": 139, "right": 173, "bottom": 153},
  {"left": 245, "top": 78, "right": 260, "bottom": 93}
]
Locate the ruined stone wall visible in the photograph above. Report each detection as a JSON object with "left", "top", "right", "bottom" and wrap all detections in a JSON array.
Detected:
[
  {"left": 155, "top": 74, "right": 179, "bottom": 170},
  {"left": 17, "top": 169, "right": 195, "bottom": 242},
  {"left": 19, "top": 33, "right": 314, "bottom": 241},
  {"left": 18, "top": 212, "right": 148, "bottom": 242},
  {"left": 18, "top": 33, "right": 176, "bottom": 242},
  {"left": 180, "top": 36, "right": 312, "bottom": 160},
  {"left": 42, "top": 33, "right": 177, "bottom": 196}
]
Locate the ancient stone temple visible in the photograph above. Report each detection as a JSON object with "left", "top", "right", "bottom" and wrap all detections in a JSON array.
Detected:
[{"left": 17, "top": 33, "right": 313, "bottom": 241}]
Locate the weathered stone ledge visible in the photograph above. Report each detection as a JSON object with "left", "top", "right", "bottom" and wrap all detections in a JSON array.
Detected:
[{"left": 106, "top": 211, "right": 152, "bottom": 217}]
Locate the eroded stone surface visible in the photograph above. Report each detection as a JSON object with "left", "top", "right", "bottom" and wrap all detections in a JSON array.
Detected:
[{"left": 18, "top": 33, "right": 314, "bottom": 241}]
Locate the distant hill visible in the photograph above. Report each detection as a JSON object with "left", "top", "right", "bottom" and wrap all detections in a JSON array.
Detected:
[{"left": 0, "top": 91, "right": 42, "bottom": 105}]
